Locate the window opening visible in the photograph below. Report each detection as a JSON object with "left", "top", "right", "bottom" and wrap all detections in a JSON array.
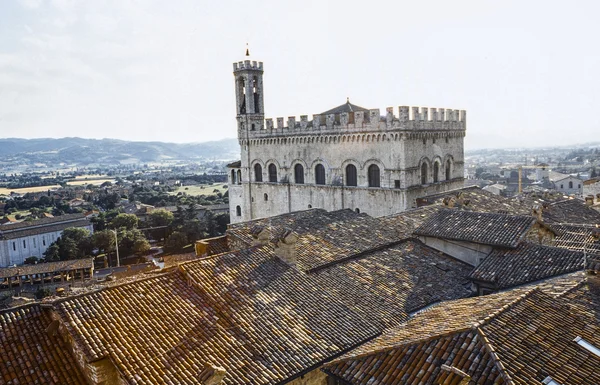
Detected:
[
  {"left": 13, "top": 242, "right": 16, "bottom": 251},
  {"left": 433, "top": 162, "right": 440, "bottom": 183},
  {"left": 355, "top": 208, "right": 360, "bottom": 213},
  {"left": 23, "top": 240, "right": 26, "bottom": 248},
  {"left": 236, "top": 205, "right": 241, "bottom": 216},
  {"left": 421, "top": 163, "right": 428, "bottom": 184},
  {"left": 231, "top": 169, "right": 236, "bottom": 184},
  {"left": 294, "top": 164, "right": 305, "bottom": 184},
  {"left": 264, "top": 193, "right": 268, "bottom": 201},
  {"left": 254, "top": 164, "right": 263, "bottom": 182},
  {"left": 574, "top": 336, "right": 600, "bottom": 358},
  {"left": 394, "top": 180, "right": 401, "bottom": 188},
  {"left": 346, "top": 164, "right": 357, "bottom": 186},
  {"left": 446, "top": 160, "right": 451, "bottom": 180},
  {"left": 237, "top": 170, "right": 242, "bottom": 184},
  {"left": 268, "top": 164, "right": 278, "bottom": 182},
  {"left": 569, "top": 181, "right": 573, "bottom": 189},
  {"left": 368, "top": 164, "right": 380, "bottom": 187},
  {"left": 315, "top": 164, "right": 326, "bottom": 185}
]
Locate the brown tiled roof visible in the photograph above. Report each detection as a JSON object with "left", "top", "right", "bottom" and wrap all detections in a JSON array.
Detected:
[
  {"left": 414, "top": 209, "right": 535, "bottom": 248},
  {"left": 0, "top": 219, "right": 92, "bottom": 240},
  {"left": 542, "top": 199, "right": 600, "bottom": 225},
  {"left": 0, "top": 304, "right": 87, "bottom": 385},
  {"left": 416, "top": 186, "right": 532, "bottom": 214},
  {"left": 228, "top": 209, "right": 401, "bottom": 271},
  {"left": 470, "top": 242, "right": 585, "bottom": 289},
  {"left": 54, "top": 246, "right": 380, "bottom": 385},
  {"left": 226, "top": 160, "right": 241, "bottom": 168},
  {"left": 553, "top": 223, "right": 600, "bottom": 254},
  {"left": 308, "top": 240, "right": 472, "bottom": 328},
  {"left": 0, "top": 258, "right": 94, "bottom": 279},
  {"left": 377, "top": 206, "right": 443, "bottom": 239},
  {"left": 324, "top": 284, "right": 600, "bottom": 385},
  {"left": 0, "top": 213, "right": 86, "bottom": 231}
]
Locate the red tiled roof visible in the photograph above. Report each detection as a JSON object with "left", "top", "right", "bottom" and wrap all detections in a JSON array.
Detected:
[{"left": 0, "top": 304, "right": 87, "bottom": 385}]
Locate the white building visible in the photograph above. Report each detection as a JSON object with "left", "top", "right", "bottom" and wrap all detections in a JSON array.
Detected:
[
  {"left": 0, "top": 213, "right": 93, "bottom": 267},
  {"left": 549, "top": 171, "right": 583, "bottom": 196},
  {"left": 228, "top": 54, "right": 466, "bottom": 223}
]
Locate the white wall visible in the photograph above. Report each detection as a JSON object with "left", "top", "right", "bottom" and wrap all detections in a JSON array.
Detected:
[
  {"left": 0, "top": 224, "right": 94, "bottom": 267},
  {"left": 418, "top": 236, "right": 493, "bottom": 266}
]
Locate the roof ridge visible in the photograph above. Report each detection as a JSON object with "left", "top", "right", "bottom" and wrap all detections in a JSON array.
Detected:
[
  {"left": 475, "top": 326, "right": 516, "bottom": 385},
  {"left": 472, "top": 288, "right": 538, "bottom": 329},
  {"left": 51, "top": 270, "right": 175, "bottom": 305},
  {"left": 327, "top": 326, "right": 475, "bottom": 365},
  {"left": 0, "top": 301, "right": 42, "bottom": 315}
]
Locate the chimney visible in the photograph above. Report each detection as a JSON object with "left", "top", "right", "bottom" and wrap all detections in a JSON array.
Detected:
[
  {"left": 250, "top": 225, "right": 270, "bottom": 246},
  {"left": 585, "top": 230, "right": 600, "bottom": 287},
  {"left": 532, "top": 204, "right": 543, "bottom": 222},
  {"left": 203, "top": 363, "right": 226, "bottom": 385},
  {"left": 443, "top": 196, "right": 456, "bottom": 208},
  {"left": 585, "top": 195, "right": 594, "bottom": 206},
  {"left": 274, "top": 229, "right": 298, "bottom": 266}
]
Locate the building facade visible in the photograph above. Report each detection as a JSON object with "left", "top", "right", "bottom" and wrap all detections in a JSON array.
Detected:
[
  {"left": 0, "top": 214, "right": 93, "bottom": 267},
  {"left": 228, "top": 57, "right": 466, "bottom": 223}
]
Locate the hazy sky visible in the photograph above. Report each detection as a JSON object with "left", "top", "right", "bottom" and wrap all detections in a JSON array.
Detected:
[{"left": 1, "top": 0, "right": 599, "bottom": 149}]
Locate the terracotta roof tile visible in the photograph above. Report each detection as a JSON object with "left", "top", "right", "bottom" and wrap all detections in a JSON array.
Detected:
[
  {"left": 414, "top": 209, "right": 535, "bottom": 248},
  {"left": 53, "top": 246, "right": 380, "bottom": 385},
  {"left": 309, "top": 240, "right": 472, "bottom": 328},
  {"left": 0, "top": 304, "right": 87, "bottom": 385},
  {"left": 470, "top": 243, "right": 585, "bottom": 289},
  {"left": 0, "top": 258, "right": 94, "bottom": 279}
]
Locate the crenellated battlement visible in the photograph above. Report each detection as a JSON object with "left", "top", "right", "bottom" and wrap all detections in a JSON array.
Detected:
[
  {"left": 245, "top": 106, "right": 466, "bottom": 137},
  {"left": 233, "top": 60, "right": 263, "bottom": 72}
]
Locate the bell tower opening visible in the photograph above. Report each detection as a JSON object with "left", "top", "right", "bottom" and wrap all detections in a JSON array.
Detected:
[{"left": 233, "top": 49, "right": 264, "bottom": 132}]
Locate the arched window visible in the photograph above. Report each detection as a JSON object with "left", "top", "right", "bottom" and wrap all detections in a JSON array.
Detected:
[
  {"left": 315, "top": 164, "right": 326, "bottom": 185},
  {"left": 421, "top": 163, "right": 428, "bottom": 185},
  {"left": 445, "top": 160, "right": 451, "bottom": 180},
  {"left": 231, "top": 170, "right": 236, "bottom": 184},
  {"left": 236, "top": 205, "right": 241, "bottom": 216},
  {"left": 268, "top": 164, "right": 278, "bottom": 183},
  {"left": 569, "top": 181, "right": 573, "bottom": 189},
  {"left": 368, "top": 164, "right": 380, "bottom": 187},
  {"left": 237, "top": 170, "right": 242, "bottom": 185},
  {"left": 355, "top": 208, "right": 360, "bottom": 213},
  {"left": 433, "top": 162, "right": 439, "bottom": 183},
  {"left": 294, "top": 164, "right": 305, "bottom": 184},
  {"left": 346, "top": 164, "right": 357, "bottom": 186},
  {"left": 264, "top": 193, "right": 268, "bottom": 201},
  {"left": 254, "top": 164, "right": 263, "bottom": 182}
]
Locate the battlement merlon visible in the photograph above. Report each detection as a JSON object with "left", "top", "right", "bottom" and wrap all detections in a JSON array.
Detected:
[
  {"left": 233, "top": 60, "right": 264, "bottom": 72},
  {"left": 243, "top": 106, "right": 465, "bottom": 134}
]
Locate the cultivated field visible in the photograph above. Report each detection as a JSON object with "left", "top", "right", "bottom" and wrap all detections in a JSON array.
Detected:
[
  {"left": 170, "top": 183, "right": 228, "bottom": 196},
  {"left": 67, "top": 179, "right": 115, "bottom": 186},
  {"left": 0, "top": 185, "right": 61, "bottom": 195}
]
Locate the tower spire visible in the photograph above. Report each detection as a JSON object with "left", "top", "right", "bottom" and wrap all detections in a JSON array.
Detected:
[{"left": 245, "top": 43, "right": 250, "bottom": 57}]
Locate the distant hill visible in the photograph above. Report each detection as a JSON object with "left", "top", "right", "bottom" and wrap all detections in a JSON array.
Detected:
[{"left": 0, "top": 137, "right": 240, "bottom": 166}]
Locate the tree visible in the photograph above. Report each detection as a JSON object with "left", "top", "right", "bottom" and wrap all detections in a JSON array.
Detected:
[
  {"left": 110, "top": 213, "right": 139, "bottom": 230},
  {"left": 133, "top": 238, "right": 151, "bottom": 255},
  {"left": 165, "top": 231, "right": 188, "bottom": 252},
  {"left": 149, "top": 209, "right": 174, "bottom": 227},
  {"left": 92, "top": 229, "right": 116, "bottom": 255}
]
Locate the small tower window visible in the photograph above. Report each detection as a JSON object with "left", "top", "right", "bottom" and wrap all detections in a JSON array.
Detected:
[
  {"left": 433, "top": 162, "right": 440, "bottom": 183},
  {"left": 346, "top": 164, "right": 357, "bottom": 187},
  {"left": 421, "top": 163, "right": 428, "bottom": 185},
  {"left": 237, "top": 170, "right": 242, "bottom": 185},
  {"left": 569, "top": 181, "right": 573, "bottom": 189},
  {"left": 268, "top": 164, "right": 278, "bottom": 183},
  {"left": 12, "top": 242, "right": 16, "bottom": 251},
  {"left": 446, "top": 159, "right": 451, "bottom": 180},
  {"left": 368, "top": 164, "right": 380, "bottom": 187},
  {"left": 355, "top": 208, "right": 360, "bottom": 213},
  {"left": 315, "top": 164, "right": 326, "bottom": 185},
  {"left": 264, "top": 193, "right": 268, "bottom": 201},
  {"left": 236, "top": 205, "right": 241, "bottom": 216},
  {"left": 231, "top": 169, "right": 236, "bottom": 184},
  {"left": 294, "top": 164, "right": 305, "bottom": 184},
  {"left": 254, "top": 164, "right": 263, "bottom": 182},
  {"left": 251, "top": 124, "right": 256, "bottom": 131}
]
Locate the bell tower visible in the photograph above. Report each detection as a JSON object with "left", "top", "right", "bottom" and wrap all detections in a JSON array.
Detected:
[{"left": 233, "top": 48, "right": 264, "bottom": 132}]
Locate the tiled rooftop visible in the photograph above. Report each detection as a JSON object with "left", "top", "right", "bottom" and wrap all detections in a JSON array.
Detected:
[
  {"left": 470, "top": 242, "right": 585, "bottom": 289},
  {"left": 542, "top": 199, "right": 600, "bottom": 225},
  {"left": 0, "top": 218, "right": 91, "bottom": 240},
  {"left": 415, "top": 186, "right": 532, "bottom": 214},
  {"left": 0, "top": 258, "right": 94, "bottom": 279},
  {"left": 414, "top": 209, "right": 535, "bottom": 248},
  {"left": 309, "top": 240, "right": 473, "bottom": 328},
  {"left": 228, "top": 209, "right": 401, "bottom": 271},
  {"left": 53, "top": 246, "right": 380, "bottom": 385},
  {"left": 324, "top": 281, "right": 600, "bottom": 385},
  {"left": 0, "top": 304, "right": 87, "bottom": 385},
  {"left": 553, "top": 223, "right": 600, "bottom": 254}
]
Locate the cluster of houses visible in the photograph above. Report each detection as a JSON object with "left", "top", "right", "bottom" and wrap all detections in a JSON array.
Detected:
[{"left": 1, "top": 186, "right": 600, "bottom": 384}]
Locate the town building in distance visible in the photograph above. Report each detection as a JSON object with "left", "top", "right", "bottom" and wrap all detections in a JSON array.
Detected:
[{"left": 228, "top": 55, "right": 467, "bottom": 223}]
